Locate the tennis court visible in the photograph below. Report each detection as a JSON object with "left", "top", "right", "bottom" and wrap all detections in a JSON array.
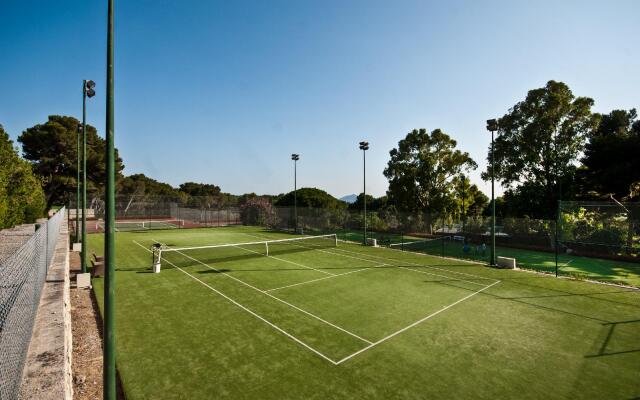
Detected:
[{"left": 88, "top": 225, "right": 640, "bottom": 400}]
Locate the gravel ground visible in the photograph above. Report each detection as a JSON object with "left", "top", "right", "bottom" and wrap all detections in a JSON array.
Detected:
[{"left": 70, "top": 251, "right": 124, "bottom": 400}]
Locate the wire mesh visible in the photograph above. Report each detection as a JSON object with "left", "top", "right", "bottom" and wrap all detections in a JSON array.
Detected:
[{"left": 0, "top": 207, "right": 65, "bottom": 400}]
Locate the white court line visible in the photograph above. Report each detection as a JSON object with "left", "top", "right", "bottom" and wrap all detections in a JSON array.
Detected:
[
  {"left": 150, "top": 238, "right": 372, "bottom": 345},
  {"left": 244, "top": 232, "right": 496, "bottom": 284},
  {"left": 562, "top": 259, "right": 574, "bottom": 267},
  {"left": 329, "top": 246, "right": 499, "bottom": 283},
  {"left": 137, "top": 233, "right": 502, "bottom": 364},
  {"left": 334, "top": 280, "right": 501, "bottom": 365},
  {"left": 132, "top": 240, "right": 339, "bottom": 364},
  {"left": 265, "top": 263, "right": 388, "bottom": 292},
  {"left": 235, "top": 245, "right": 336, "bottom": 276}
]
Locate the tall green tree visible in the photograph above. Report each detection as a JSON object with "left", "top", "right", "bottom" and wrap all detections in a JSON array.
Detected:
[
  {"left": 0, "top": 124, "right": 46, "bottom": 228},
  {"left": 452, "top": 175, "right": 489, "bottom": 219},
  {"left": 348, "top": 194, "right": 387, "bottom": 211},
  {"left": 580, "top": 109, "right": 640, "bottom": 199},
  {"left": 179, "top": 182, "right": 225, "bottom": 208},
  {"left": 275, "top": 187, "right": 346, "bottom": 209},
  {"left": 18, "top": 115, "right": 124, "bottom": 207},
  {"left": 482, "top": 80, "right": 597, "bottom": 218},
  {"left": 384, "top": 128, "right": 477, "bottom": 232}
]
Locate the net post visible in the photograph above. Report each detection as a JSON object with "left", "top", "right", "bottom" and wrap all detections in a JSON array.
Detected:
[
  {"left": 152, "top": 243, "right": 162, "bottom": 273},
  {"left": 265, "top": 242, "right": 269, "bottom": 256},
  {"left": 334, "top": 234, "right": 338, "bottom": 247}
]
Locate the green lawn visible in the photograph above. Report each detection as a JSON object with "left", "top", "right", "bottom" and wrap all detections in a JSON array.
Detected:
[{"left": 88, "top": 225, "right": 640, "bottom": 400}]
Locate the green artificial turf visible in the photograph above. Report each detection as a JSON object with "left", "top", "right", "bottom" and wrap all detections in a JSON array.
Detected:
[
  {"left": 87, "top": 226, "right": 640, "bottom": 400},
  {"left": 318, "top": 229, "right": 640, "bottom": 287}
]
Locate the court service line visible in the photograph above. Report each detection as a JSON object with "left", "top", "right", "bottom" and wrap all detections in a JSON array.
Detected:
[
  {"left": 243, "top": 232, "right": 390, "bottom": 266},
  {"left": 149, "top": 239, "right": 373, "bottom": 345},
  {"left": 329, "top": 246, "right": 499, "bottom": 283},
  {"left": 235, "top": 245, "right": 336, "bottom": 276},
  {"left": 265, "top": 263, "right": 388, "bottom": 292},
  {"left": 132, "top": 240, "right": 339, "bottom": 365},
  {"left": 334, "top": 280, "right": 502, "bottom": 365},
  {"left": 244, "top": 232, "right": 495, "bottom": 284}
]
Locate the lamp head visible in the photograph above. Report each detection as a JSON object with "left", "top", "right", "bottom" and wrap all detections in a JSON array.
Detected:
[
  {"left": 85, "top": 80, "right": 96, "bottom": 98},
  {"left": 486, "top": 119, "right": 498, "bottom": 132}
]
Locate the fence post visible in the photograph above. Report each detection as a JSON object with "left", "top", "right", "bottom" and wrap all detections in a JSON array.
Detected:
[{"left": 555, "top": 200, "right": 560, "bottom": 277}]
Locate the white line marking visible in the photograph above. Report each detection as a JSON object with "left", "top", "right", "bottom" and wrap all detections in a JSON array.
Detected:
[
  {"left": 329, "top": 246, "right": 499, "bottom": 282},
  {"left": 235, "top": 245, "right": 336, "bottom": 276},
  {"left": 247, "top": 232, "right": 497, "bottom": 284},
  {"left": 265, "top": 263, "right": 388, "bottom": 292},
  {"left": 150, "top": 238, "right": 372, "bottom": 345},
  {"left": 334, "top": 280, "right": 501, "bottom": 365},
  {"left": 134, "top": 234, "right": 502, "bottom": 364},
  {"left": 132, "top": 240, "right": 339, "bottom": 364},
  {"left": 562, "top": 259, "right": 574, "bottom": 267}
]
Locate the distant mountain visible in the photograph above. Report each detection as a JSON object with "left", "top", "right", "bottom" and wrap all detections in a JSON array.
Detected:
[{"left": 340, "top": 194, "right": 358, "bottom": 204}]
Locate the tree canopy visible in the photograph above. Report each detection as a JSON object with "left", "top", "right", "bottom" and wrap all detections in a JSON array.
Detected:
[
  {"left": 18, "top": 115, "right": 124, "bottom": 207},
  {"left": 348, "top": 194, "right": 388, "bottom": 211},
  {"left": 482, "top": 80, "right": 598, "bottom": 217},
  {"left": 384, "top": 128, "right": 477, "bottom": 229},
  {"left": 0, "top": 124, "right": 46, "bottom": 228},
  {"left": 580, "top": 109, "right": 640, "bottom": 199},
  {"left": 275, "top": 187, "right": 346, "bottom": 209}
]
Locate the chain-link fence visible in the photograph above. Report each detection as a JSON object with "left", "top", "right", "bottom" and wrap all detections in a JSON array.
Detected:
[
  {"left": 67, "top": 193, "right": 640, "bottom": 286},
  {"left": 0, "top": 207, "right": 65, "bottom": 400},
  {"left": 68, "top": 196, "right": 241, "bottom": 234},
  {"left": 266, "top": 205, "right": 638, "bottom": 286}
]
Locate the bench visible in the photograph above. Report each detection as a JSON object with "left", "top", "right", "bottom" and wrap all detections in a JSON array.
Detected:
[
  {"left": 92, "top": 253, "right": 104, "bottom": 262},
  {"left": 453, "top": 235, "right": 465, "bottom": 241},
  {"left": 91, "top": 260, "right": 105, "bottom": 277},
  {"left": 496, "top": 256, "right": 516, "bottom": 269}
]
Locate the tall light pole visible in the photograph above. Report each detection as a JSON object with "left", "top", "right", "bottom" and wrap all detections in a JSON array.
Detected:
[
  {"left": 291, "top": 154, "right": 299, "bottom": 232},
  {"left": 486, "top": 119, "right": 498, "bottom": 267},
  {"left": 359, "top": 141, "right": 369, "bottom": 245},
  {"left": 460, "top": 174, "right": 466, "bottom": 235},
  {"left": 76, "top": 124, "right": 81, "bottom": 243},
  {"left": 104, "top": 0, "right": 116, "bottom": 398},
  {"left": 81, "top": 79, "right": 95, "bottom": 274}
]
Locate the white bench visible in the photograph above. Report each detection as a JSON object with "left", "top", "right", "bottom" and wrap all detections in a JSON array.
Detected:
[
  {"left": 497, "top": 256, "right": 516, "bottom": 269},
  {"left": 366, "top": 238, "right": 378, "bottom": 247}
]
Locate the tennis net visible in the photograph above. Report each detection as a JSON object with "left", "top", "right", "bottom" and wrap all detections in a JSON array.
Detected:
[
  {"left": 388, "top": 237, "right": 448, "bottom": 257},
  {"left": 98, "top": 219, "right": 185, "bottom": 232},
  {"left": 152, "top": 234, "right": 338, "bottom": 271}
]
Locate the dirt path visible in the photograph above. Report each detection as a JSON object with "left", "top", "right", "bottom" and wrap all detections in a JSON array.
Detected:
[{"left": 70, "top": 251, "right": 125, "bottom": 399}]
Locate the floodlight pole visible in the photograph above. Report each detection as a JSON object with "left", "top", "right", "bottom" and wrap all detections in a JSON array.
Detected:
[
  {"left": 104, "top": 0, "right": 116, "bottom": 398},
  {"left": 81, "top": 79, "right": 95, "bottom": 274},
  {"left": 81, "top": 82, "right": 87, "bottom": 274},
  {"left": 76, "top": 125, "right": 80, "bottom": 243},
  {"left": 460, "top": 174, "right": 466, "bottom": 235},
  {"left": 487, "top": 120, "right": 498, "bottom": 267},
  {"left": 359, "top": 141, "right": 369, "bottom": 245},
  {"left": 291, "top": 154, "right": 299, "bottom": 232}
]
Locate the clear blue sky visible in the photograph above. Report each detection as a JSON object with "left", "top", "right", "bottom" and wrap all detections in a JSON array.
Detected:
[{"left": 1, "top": 0, "right": 638, "bottom": 198}]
